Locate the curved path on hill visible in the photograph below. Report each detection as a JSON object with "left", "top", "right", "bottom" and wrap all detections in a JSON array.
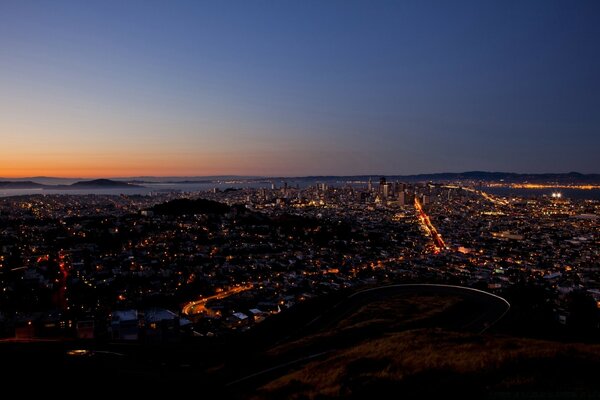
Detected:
[
  {"left": 227, "top": 284, "right": 510, "bottom": 388},
  {"left": 311, "top": 283, "right": 511, "bottom": 334}
]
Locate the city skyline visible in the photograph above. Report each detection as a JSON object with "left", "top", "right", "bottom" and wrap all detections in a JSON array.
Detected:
[{"left": 2, "top": 1, "right": 599, "bottom": 178}]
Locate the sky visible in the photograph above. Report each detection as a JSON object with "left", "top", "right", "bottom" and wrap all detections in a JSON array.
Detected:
[{"left": 1, "top": 0, "right": 599, "bottom": 178}]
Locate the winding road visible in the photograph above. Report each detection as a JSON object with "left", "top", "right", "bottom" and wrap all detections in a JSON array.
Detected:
[
  {"left": 226, "top": 284, "right": 510, "bottom": 388},
  {"left": 182, "top": 284, "right": 253, "bottom": 317}
]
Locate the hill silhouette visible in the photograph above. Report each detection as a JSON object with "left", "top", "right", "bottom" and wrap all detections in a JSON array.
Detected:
[
  {"left": 235, "top": 289, "right": 600, "bottom": 399},
  {"left": 151, "top": 198, "right": 231, "bottom": 215},
  {"left": 0, "top": 181, "right": 45, "bottom": 189},
  {"left": 69, "top": 179, "right": 139, "bottom": 188}
]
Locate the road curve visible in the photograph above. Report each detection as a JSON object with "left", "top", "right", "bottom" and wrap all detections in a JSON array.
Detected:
[
  {"left": 309, "top": 283, "right": 511, "bottom": 335},
  {"left": 227, "top": 284, "right": 511, "bottom": 388}
]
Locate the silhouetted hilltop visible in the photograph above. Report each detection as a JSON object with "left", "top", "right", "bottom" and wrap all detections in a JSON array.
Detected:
[
  {"left": 241, "top": 289, "right": 600, "bottom": 399},
  {"left": 0, "top": 179, "right": 142, "bottom": 190},
  {"left": 279, "top": 171, "right": 600, "bottom": 183},
  {"left": 151, "top": 198, "right": 231, "bottom": 215},
  {"left": 68, "top": 179, "right": 140, "bottom": 188},
  {"left": 0, "top": 181, "right": 45, "bottom": 189},
  {"left": 397, "top": 171, "right": 600, "bottom": 183},
  {"left": 2, "top": 171, "right": 600, "bottom": 190}
]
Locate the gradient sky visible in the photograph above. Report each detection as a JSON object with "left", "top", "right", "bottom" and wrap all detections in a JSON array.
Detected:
[{"left": 1, "top": 0, "right": 599, "bottom": 177}]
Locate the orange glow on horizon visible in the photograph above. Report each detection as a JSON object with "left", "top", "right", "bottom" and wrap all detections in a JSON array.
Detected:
[
  {"left": 0, "top": 163, "right": 230, "bottom": 179},
  {"left": 0, "top": 167, "right": 284, "bottom": 179},
  {"left": 0, "top": 166, "right": 225, "bottom": 179},
  {"left": 0, "top": 151, "right": 299, "bottom": 178}
]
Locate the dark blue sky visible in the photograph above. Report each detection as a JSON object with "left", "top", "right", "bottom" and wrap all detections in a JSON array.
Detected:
[{"left": 1, "top": 0, "right": 599, "bottom": 177}]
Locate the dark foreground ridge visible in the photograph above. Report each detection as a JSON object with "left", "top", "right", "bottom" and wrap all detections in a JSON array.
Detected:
[{"left": 4, "top": 284, "right": 600, "bottom": 399}]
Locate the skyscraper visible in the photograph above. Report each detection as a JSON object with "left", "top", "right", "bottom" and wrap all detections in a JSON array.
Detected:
[
  {"left": 397, "top": 191, "right": 406, "bottom": 206},
  {"left": 379, "top": 177, "right": 387, "bottom": 195},
  {"left": 382, "top": 183, "right": 391, "bottom": 199}
]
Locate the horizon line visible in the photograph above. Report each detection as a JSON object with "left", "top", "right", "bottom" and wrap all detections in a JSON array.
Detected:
[{"left": 1, "top": 170, "right": 598, "bottom": 181}]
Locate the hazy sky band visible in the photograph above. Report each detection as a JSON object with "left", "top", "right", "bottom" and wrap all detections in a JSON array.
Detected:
[{"left": 1, "top": 0, "right": 599, "bottom": 177}]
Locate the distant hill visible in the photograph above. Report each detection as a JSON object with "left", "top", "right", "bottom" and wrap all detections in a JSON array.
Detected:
[
  {"left": 2, "top": 172, "right": 600, "bottom": 189},
  {"left": 394, "top": 171, "right": 600, "bottom": 183},
  {"left": 151, "top": 198, "right": 231, "bottom": 215},
  {"left": 0, "top": 178, "right": 142, "bottom": 190},
  {"left": 272, "top": 171, "right": 600, "bottom": 183},
  {"left": 0, "top": 181, "right": 46, "bottom": 189},
  {"left": 68, "top": 179, "right": 140, "bottom": 188}
]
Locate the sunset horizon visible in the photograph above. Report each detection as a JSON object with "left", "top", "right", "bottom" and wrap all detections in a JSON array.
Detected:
[
  {"left": 1, "top": 1, "right": 600, "bottom": 397},
  {"left": 2, "top": 169, "right": 600, "bottom": 181},
  {"left": 2, "top": 1, "right": 599, "bottom": 179}
]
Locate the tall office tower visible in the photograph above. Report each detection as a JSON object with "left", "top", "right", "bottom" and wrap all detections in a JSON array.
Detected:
[
  {"left": 397, "top": 190, "right": 406, "bottom": 206},
  {"left": 367, "top": 178, "right": 373, "bottom": 192},
  {"left": 394, "top": 181, "right": 401, "bottom": 194},
  {"left": 282, "top": 181, "right": 288, "bottom": 197},
  {"left": 379, "top": 177, "right": 386, "bottom": 194},
  {"left": 382, "top": 183, "right": 391, "bottom": 199}
]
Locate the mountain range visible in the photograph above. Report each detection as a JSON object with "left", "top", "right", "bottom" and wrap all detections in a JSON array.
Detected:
[
  {"left": 0, "top": 179, "right": 141, "bottom": 190},
  {"left": 265, "top": 171, "right": 600, "bottom": 184},
  {"left": 1, "top": 172, "right": 600, "bottom": 189}
]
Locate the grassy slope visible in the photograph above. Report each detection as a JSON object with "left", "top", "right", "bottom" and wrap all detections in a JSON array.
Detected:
[{"left": 251, "top": 294, "right": 600, "bottom": 399}]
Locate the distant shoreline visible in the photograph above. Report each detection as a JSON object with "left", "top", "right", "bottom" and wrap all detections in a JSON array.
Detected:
[{"left": 2, "top": 171, "right": 600, "bottom": 187}]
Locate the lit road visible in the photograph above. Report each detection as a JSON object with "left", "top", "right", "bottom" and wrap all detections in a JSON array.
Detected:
[
  {"left": 182, "top": 284, "right": 253, "bottom": 317},
  {"left": 479, "top": 190, "right": 508, "bottom": 206},
  {"left": 462, "top": 187, "right": 508, "bottom": 206},
  {"left": 54, "top": 251, "right": 68, "bottom": 310},
  {"left": 414, "top": 197, "right": 446, "bottom": 253}
]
